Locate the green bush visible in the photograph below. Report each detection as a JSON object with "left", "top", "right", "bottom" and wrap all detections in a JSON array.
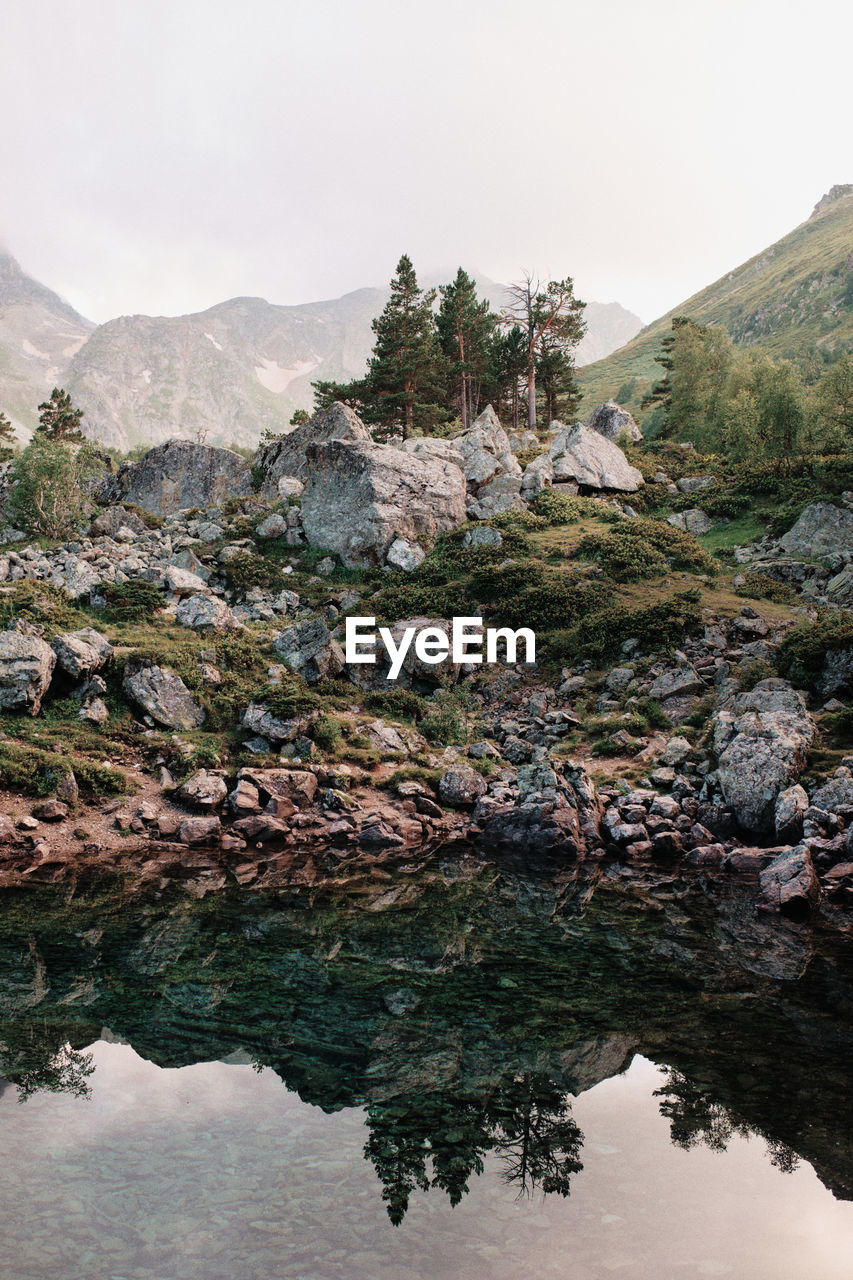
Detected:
[
  {"left": 366, "top": 688, "right": 430, "bottom": 722},
  {"left": 102, "top": 579, "right": 163, "bottom": 622},
  {"left": 553, "top": 591, "right": 702, "bottom": 664},
  {"left": 529, "top": 490, "right": 600, "bottom": 525},
  {"left": 734, "top": 571, "right": 795, "bottom": 603},
  {"left": 6, "top": 437, "right": 102, "bottom": 539},
  {"left": 575, "top": 519, "right": 716, "bottom": 579},
  {"left": 220, "top": 551, "right": 285, "bottom": 593},
  {"left": 312, "top": 714, "right": 343, "bottom": 752},
  {"left": 779, "top": 611, "right": 853, "bottom": 680}
]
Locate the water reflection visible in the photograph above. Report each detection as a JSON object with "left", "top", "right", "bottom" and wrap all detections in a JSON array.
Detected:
[{"left": 0, "top": 853, "right": 851, "bottom": 1238}]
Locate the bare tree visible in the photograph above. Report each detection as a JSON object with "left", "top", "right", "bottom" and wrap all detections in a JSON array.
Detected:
[{"left": 501, "top": 272, "right": 586, "bottom": 430}]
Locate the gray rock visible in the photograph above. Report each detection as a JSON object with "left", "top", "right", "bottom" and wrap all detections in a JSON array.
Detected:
[
  {"left": 51, "top": 628, "right": 113, "bottom": 679},
  {"left": 810, "top": 768, "right": 853, "bottom": 813},
  {"left": 778, "top": 501, "right": 853, "bottom": 559},
  {"left": 240, "top": 703, "right": 314, "bottom": 744},
  {"left": 254, "top": 402, "right": 371, "bottom": 498},
  {"left": 273, "top": 617, "right": 345, "bottom": 683},
  {"left": 0, "top": 629, "right": 56, "bottom": 715},
  {"left": 661, "top": 735, "right": 692, "bottom": 767},
  {"left": 176, "top": 593, "right": 238, "bottom": 633},
  {"left": 385, "top": 537, "right": 426, "bottom": 570},
  {"left": 462, "top": 526, "right": 503, "bottom": 549},
  {"left": 520, "top": 452, "right": 554, "bottom": 497},
  {"left": 667, "top": 508, "right": 714, "bottom": 536},
  {"left": 300, "top": 438, "right": 466, "bottom": 567},
  {"left": 584, "top": 401, "right": 642, "bottom": 444},
  {"left": 774, "top": 784, "right": 809, "bottom": 843},
  {"left": 467, "top": 473, "right": 524, "bottom": 518},
  {"left": 102, "top": 441, "right": 253, "bottom": 516},
  {"left": 162, "top": 565, "right": 210, "bottom": 597},
  {"left": 255, "top": 512, "right": 288, "bottom": 539},
  {"left": 548, "top": 423, "right": 643, "bottom": 492},
  {"left": 123, "top": 663, "right": 205, "bottom": 730},
  {"left": 759, "top": 846, "right": 819, "bottom": 918},
  {"left": 648, "top": 664, "right": 704, "bottom": 700},
  {"left": 90, "top": 506, "right": 149, "bottom": 537},
  {"left": 438, "top": 764, "right": 487, "bottom": 806},
  {"left": 676, "top": 475, "right": 715, "bottom": 494},
  {"left": 177, "top": 770, "right": 227, "bottom": 811},
  {"left": 712, "top": 679, "right": 815, "bottom": 833}
]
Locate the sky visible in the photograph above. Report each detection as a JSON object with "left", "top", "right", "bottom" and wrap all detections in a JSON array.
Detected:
[{"left": 2, "top": 0, "right": 851, "bottom": 326}]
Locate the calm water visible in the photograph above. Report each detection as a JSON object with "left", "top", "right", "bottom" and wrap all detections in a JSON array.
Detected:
[{"left": 0, "top": 853, "right": 851, "bottom": 1279}]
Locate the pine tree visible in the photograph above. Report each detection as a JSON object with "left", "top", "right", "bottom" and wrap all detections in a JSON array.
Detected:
[
  {"left": 0, "top": 412, "right": 16, "bottom": 460},
  {"left": 364, "top": 254, "right": 445, "bottom": 438},
  {"left": 502, "top": 274, "right": 586, "bottom": 430},
  {"left": 36, "top": 387, "right": 85, "bottom": 442},
  {"left": 535, "top": 335, "right": 582, "bottom": 424},
  {"left": 436, "top": 269, "right": 498, "bottom": 429},
  {"left": 490, "top": 326, "right": 528, "bottom": 431}
]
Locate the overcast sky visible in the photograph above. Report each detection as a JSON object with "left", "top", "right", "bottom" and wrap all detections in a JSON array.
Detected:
[{"left": 2, "top": 0, "right": 850, "bottom": 325}]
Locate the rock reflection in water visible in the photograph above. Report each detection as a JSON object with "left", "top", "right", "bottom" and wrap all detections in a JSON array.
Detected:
[{"left": 0, "top": 852, "right": 851, "bottom": 1241}]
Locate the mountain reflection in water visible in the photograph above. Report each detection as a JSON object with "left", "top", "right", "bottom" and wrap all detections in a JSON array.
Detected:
[{"left": 0, "top": 851, "right": 851, "bottom": 1252}]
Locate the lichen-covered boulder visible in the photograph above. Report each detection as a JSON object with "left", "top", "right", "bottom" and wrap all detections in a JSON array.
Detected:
[
  {"left": 51, "top": 628, "right": 113, "bottom": 679},
  {"left": 101, "top": 441, "right": 253, "bottom": 515},
  {"left": 177, "top": 770, "right": 228, "bottom": 811},
  {"left": 253, "top": 402, "right": 371, "bottom": 498},
  {"left": 123, "top": 662, "right": 205, "bottom": 729},
  {"left": 0, "top": 629, "right": 56, "bottom": 714},
  {"left": 300, "top": 440, "right": 466, "bottom": 567},
  {"left": 439, "top": 764, "right": 487, "bottom": 806},
  {"left": 778, "top": 502, "right": 853, "bottom": 559},
  {"left": 272, "top": 617, "right": 345, "bottom": 683},
  {"left": 584, "top": 401, "right": 642, "bottom": 444},
  {"left": 175, "top": 593, "right": 238, "bottom": 633},
  {"left": 548, "top": 423, "right": 643, "bottom": 492},
  {"left": 712, "top": 679, "right": 815, "bottom": 833}
]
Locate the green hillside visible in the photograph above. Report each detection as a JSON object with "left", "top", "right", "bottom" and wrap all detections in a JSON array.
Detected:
[{"left": 578, "top": 185, "right": 853, "bottom": 418}]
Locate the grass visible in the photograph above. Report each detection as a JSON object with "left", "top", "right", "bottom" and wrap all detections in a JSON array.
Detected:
[{"left": 699, "top": 514, "right": 764, "bottom": 550}]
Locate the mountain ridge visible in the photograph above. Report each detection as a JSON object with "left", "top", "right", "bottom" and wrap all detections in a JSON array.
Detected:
[{"left": 577, "top": 185, "right": 853, "bottom": 416}]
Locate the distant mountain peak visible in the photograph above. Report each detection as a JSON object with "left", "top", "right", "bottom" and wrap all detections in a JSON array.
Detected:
[{"left": 811, "top": 185, "right": 853, "bottom": 219}]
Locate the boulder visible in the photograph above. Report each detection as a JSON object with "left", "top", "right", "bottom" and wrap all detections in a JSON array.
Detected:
[
  {"left": 238, "top": 767, "right": 318, "bottom": 808},
  {"left": 712, "top": 679, "right": 815, "bottom": 833},
  {"left": 385, "top": 537, "right": 426, "bottom": 571},
  {"left": 548, "top": 423, "right": 643, "bottom": 492},
  {"left": 175, "top": 593, "right": 238, "bottom": 633},
  {"left": 89, "top": 506, "right": 149, "bottom": 538},
  {"left": 178, "top": 815, "right": 222, "bottom": 846},
  {"left": 240, "top": 704, "right": 315, "bottom": 744},
  {"left": 344, "top": 616, "right": 463, "bottom": 690},
  {"left": 778, "top": 501, "right": 853, "bottom": 559},
  {"left": 253, "top": 402, "right": 371, "bottom": 498},
  {"left": 676, "top": 475, "right": 715, "bottom": 494},
  {"left": 255, "top": 512, "right": 288, "bottom": 539},
  {"left": 102, "top": 441, "right": 253, "bottom": 515},
  {"left": 810, "top": 768, "right": 853, "bottom": 813},
  {"left": 300, "top": 439, "right": 466, "bottom": 567},
  {"left": 438, "top": 764, "right": 487, "bottom": 806},
  {"left": 162, "top": 565, "right": 210, "bottom": 597},
  {"left": 273, "top": 617, "right": 345, "bottom": 683},
  {"left": 51, "top": 628, "right": 113, "bottom": 679},
  {"left": 584, "top": 401, "right": 642, "bottom": 444},
  {"left": 774, "top": 784, "right": 809, "bottom": 844},
  {"left": 667, "top": 508, "right": 714, "bottom": 536},
  {"left": 520, "top": 452, "right": 554, "bottom": 498},
  {"left": 123, "top": 663, "right": 206, "bottom": 730},
  {"left": 0, "top": 629, "right": 56, "bottom": 714},
  {"left": 178, "top": 770, "right": 228, "bottom": 811},
  {"left": 467, "top": 473, "right": 524, "bottom": 519},
  {"left": 758, "top": 846, "right": 820, "bottom": 918},
  {"left": 399, "top": 437, "right": 465, "bottom": 467}
]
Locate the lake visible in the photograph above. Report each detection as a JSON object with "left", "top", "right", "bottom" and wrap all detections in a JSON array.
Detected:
[{"left": 0, "top": 851, "right": 851, "bottom": 1278}]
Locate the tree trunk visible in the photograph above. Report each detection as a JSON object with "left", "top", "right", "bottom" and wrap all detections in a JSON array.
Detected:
[{"left": 527, "top": 362, "right": 536, "bottom": 430}]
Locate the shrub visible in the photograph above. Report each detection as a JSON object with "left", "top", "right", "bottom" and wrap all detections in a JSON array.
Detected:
[
  {"left": 529, "top": 490, "right": 600, "bottom": 525},
  {"left": 420, "top": 686, "right": 480, "bottom": 746},
  {"left": 312, "top": 714, "right": 343, "bottom": 752},
  {"left": 220, "top": 551, "right": 285, "bottom": 593},
  {"left": 554, "top": 590, "right": 702, "bottom": 664},
  {"left": 366, "top": 688, "right": 430, "bottom": 722},
  {"left": 7, "top": 437, "right": 102, "bottom": 538},
  {"left": 734, "top": 659, "right": 777, "bottom": 691},
  {"left": 779, "top": 611, "right": 853, "bottom": 680},
  {"left": 734, "top": 572, "right": 795, "bottom": 604},
  {"left": 576, "top": 519, "right": 716, "bottom": 579},
  {"left": 102, "top": 579, "right": 163, "bottom": 622}
]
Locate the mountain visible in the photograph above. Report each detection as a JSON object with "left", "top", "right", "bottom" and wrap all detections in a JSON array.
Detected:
[
  {"left": 0, "top": 248, "right": 642, "bottom": 452},
  {"left": 64, "top": 279, "right": 642, "bottom": 452},
  {"left": 578, "top": 184, "right": 853, "bottom": 415},
  {"left": 0, "top": 251, "right": 94, "bottom": 437}
]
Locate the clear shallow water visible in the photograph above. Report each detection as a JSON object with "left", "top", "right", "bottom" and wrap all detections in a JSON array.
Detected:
[
  {"left": 0, "top": 855, "right": 851, "bottom": 1278},
  {"left": 0, "top": 1045, "right": 850, "bottom": 1280}
]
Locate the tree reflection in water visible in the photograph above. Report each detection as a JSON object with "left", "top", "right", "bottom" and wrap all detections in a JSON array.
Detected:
[
  {"left": 0, "top": 1025, "right": 95, "bottom": 1102},
  {"left": 364, "top": 1072, "right": 584, "bottom": 1224}
]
